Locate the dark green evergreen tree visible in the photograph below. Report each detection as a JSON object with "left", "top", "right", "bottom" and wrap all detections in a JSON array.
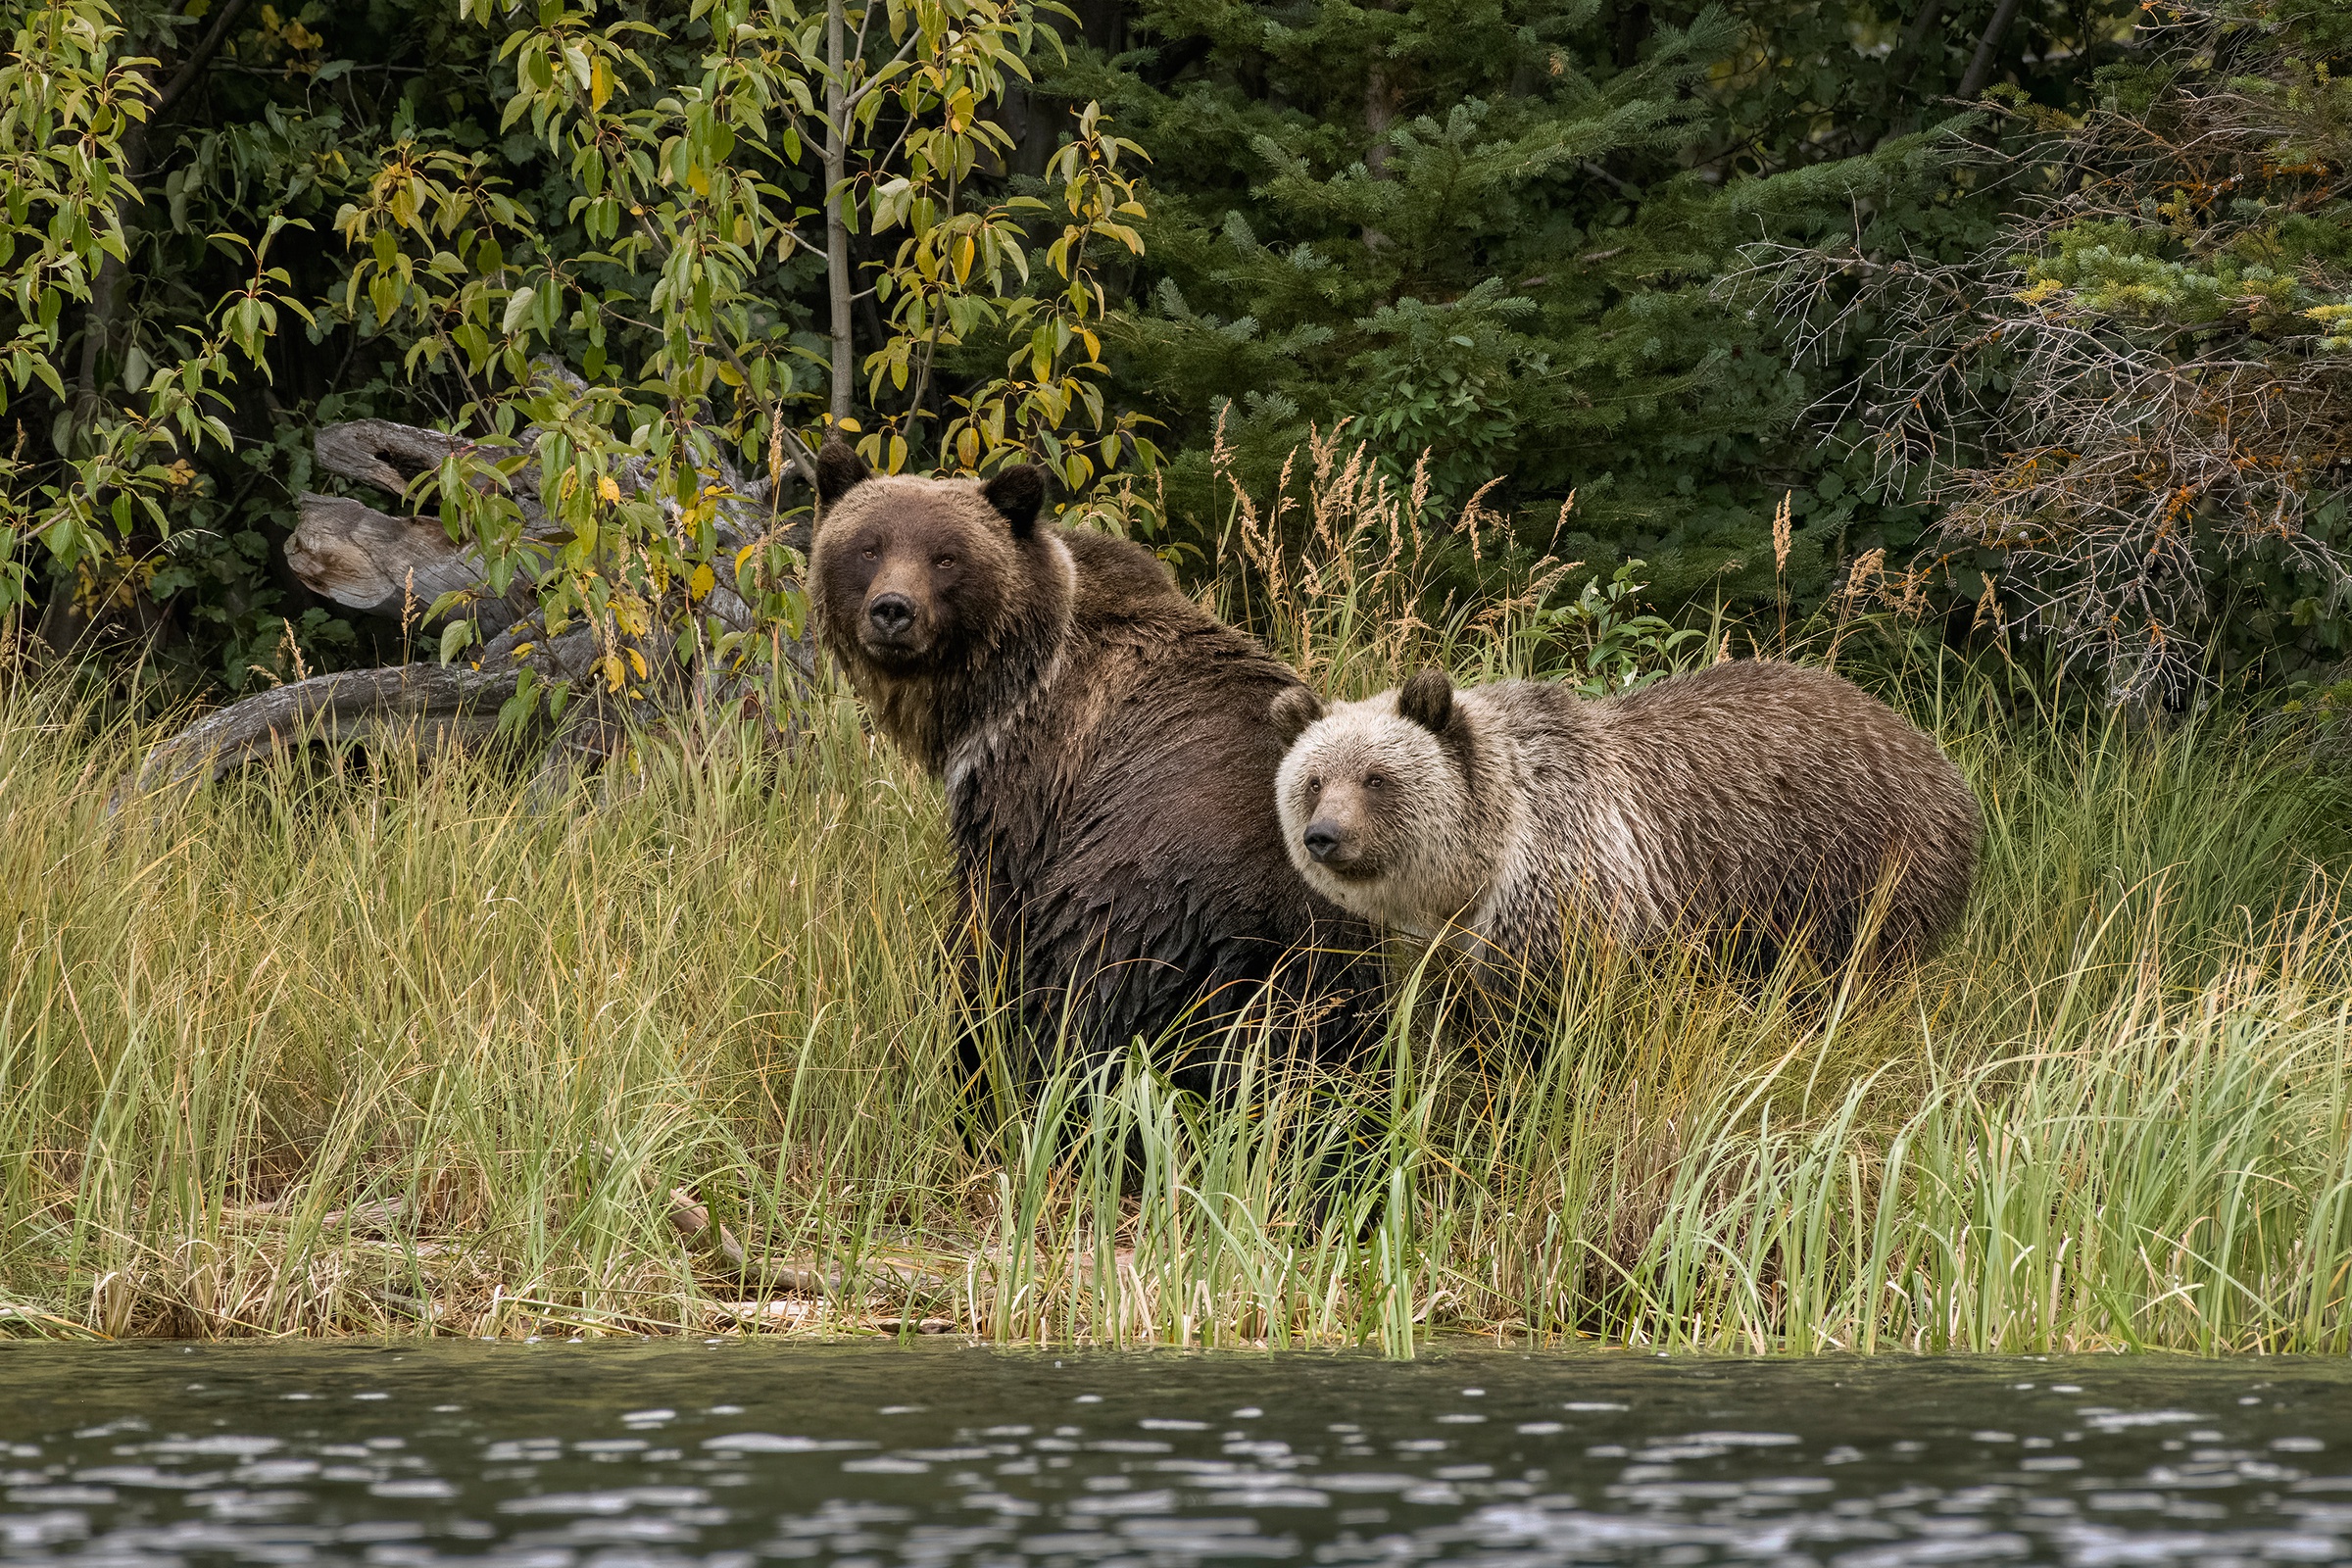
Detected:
[{"left": 1044, "top": 0, "right": 2138, "bottom": 611}]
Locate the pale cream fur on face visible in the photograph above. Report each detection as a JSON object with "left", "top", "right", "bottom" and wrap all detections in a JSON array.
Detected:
[
  {"left": 1273, "top": 695, "right": 1494, "bottom": 939},
  {"left": 1277, "top": 662, "right": 1984, "bottom": 979}
]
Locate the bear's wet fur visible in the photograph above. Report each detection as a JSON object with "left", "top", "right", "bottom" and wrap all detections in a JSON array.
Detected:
[
  {"left": 1270, "top": 661, "right": 1983, "bottom": 981},
  {"left": 808, "top": 441, "right": 1379, "bottom": 1092}
]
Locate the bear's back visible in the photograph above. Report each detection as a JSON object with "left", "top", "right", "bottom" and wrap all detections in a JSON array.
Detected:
[
  {"left": 1470, "top": 662, "right": 1979, "bottom": 969},
  {"left": 1609, "top": 662, "right": 1979, "bottom": 965}
]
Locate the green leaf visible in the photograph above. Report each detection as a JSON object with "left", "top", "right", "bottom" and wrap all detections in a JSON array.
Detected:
[{"left": 502, "top": 286, "right": 537, "bottom": 335}]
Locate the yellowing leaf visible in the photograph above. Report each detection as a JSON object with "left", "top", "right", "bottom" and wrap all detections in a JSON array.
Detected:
[
  {"left": 626, "top": 648, "right": 649, "bottom": 680},
  {"left": 689, "top": 564, "right": 715, "bottom": 599},
  {"left": 597, "top": 473, "right": 620, "bottom": 503},
  {"left": 600, "top": 654, "right": 625, "bottom": 692},
  {"left": 590, "top": 55, "right": 612, "bottom": 111}
]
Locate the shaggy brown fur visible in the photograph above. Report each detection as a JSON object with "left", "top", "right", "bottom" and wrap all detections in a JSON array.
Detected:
[
  {"left": 1270, "top": 662, "right": 1982, "bottom": 978},
  {"left": 808, "top": 441, "right": 1378, "bottom": 1085}
]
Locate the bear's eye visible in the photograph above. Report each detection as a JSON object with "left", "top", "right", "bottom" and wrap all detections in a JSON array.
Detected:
[
  {"left": 934, "top": 555, "right": 956, "bottom": 570},
  {"left": 859, "top": 545, "right": 877, "bottom": 562},
  {"left": 1305, "top": 776, "right": 1322, "bottom": 795},
  {"left": 1364, "top": 774, "right": 1387, "bottom": 791}
]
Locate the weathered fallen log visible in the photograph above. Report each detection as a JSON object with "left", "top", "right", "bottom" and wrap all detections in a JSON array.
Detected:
[
  {"left": 130, "top": 663, "right": 522, "bottom": 792},
  {"left": 125, "top": 403, "right": 816, "bottom": 803},
  {"left": 312, "top": 417, "right": 476, "bottom": 500},
  {"left": 290, "top": 408, "right": 580, "bottom": 642},
  {"left": 284, "top": 495, "right": 539, "bottom": 639}
]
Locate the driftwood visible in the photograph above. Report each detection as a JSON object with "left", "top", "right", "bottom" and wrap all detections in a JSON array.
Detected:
[
  {"left": 134, "top": 665, "right": 520, "bottom": 791},
  {"left": 311, "top": 417, "right": 469, "bottom": 498},
  {"left": 289, "top": 416, "right": 576, "bottom": 640},
  {"left": 126, "top": 397, "right": 816, "bottom": 801}
]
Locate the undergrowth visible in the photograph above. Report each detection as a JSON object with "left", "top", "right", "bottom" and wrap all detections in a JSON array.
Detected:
[{"left": 1, "top": 439, "right": 2347, "bottom": 1351}]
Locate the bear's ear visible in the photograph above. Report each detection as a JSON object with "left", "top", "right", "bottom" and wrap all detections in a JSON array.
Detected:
[
  {"left": 982, "top": 464, "right": 1046, "bottom": 539},
  {"left": 815, "top": 438, "right": 872, "bottom": 507},
  {"left": 1269, "top": 686, "right": 1325, "bottom": 747},
  {"left": 1396, "top": 667, "right": 1454, "bottom": 734}
]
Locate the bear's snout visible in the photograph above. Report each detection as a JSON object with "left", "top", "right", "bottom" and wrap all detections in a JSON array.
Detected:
[
  {"left": 865, "top": 591, "right": 918, "bottom": 643},
  {"left": 1301, "top": 819, "right": 1352, "bottom": 865}
]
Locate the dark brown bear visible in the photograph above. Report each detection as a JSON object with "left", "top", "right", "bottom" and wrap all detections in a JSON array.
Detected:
[{"left": 808, "top": 442, "right": 1376, "bottom": 1090}]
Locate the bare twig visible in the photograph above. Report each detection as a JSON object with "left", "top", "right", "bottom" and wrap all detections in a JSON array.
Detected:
[{"left": 1723, "top": 17, "right": 2352, "bottom": 704}]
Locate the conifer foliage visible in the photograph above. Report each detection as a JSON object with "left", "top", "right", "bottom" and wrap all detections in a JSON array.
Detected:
[
  {"left": 10, "top": 0, "right": 2327, "bottom": 708},
  {"left": 1763, "top": 0, "right": 2352, "bottom": 700},
  {"left": 1052, "top": 0, "right": 2139, "bottom": 606}
]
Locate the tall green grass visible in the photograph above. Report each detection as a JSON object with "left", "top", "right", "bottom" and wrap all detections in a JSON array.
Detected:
[
  {"left": 1, "top": 436, "right": 2346, "bottom": 1348},
  {"left": 2, "top": 658, "right": 2348, "bottom": 1350}
]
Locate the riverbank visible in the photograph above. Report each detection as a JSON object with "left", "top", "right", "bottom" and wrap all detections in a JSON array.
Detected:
[{"left": 4, "top": 663, "right": 2349, "bottom": 1350}]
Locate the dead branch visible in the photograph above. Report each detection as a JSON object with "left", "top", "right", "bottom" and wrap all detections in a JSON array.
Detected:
[{"left": 1726, "top": 12, "right": 2352, "bottom": 704}]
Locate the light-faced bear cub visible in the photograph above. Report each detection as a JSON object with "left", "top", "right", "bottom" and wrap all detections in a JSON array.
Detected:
[{"left": 1270, "top": 662, "right": 1981, "bottom": 984}]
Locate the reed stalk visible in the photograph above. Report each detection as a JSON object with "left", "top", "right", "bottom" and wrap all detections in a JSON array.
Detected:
[{"left": 2, "top": 445, "right": 2346, "bottom": 1350}]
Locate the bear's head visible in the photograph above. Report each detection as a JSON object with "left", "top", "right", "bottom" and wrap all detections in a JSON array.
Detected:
[
  {"left": 808, "top": 439, "right": 1053, "bottom": 677},
  {"left": 1270, "top": 669, "right": 1491, "bottom": 930}
]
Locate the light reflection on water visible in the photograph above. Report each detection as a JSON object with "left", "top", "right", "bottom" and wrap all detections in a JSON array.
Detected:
[{"left": 3, "top": 1344, "right": 2350, "bottom": 1567}]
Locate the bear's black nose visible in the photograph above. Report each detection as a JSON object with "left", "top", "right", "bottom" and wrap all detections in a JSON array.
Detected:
[
  {"left": 867, "top": 593, "right": 916, "bottom": 638},
  {"left": 1302, "top": 822, "right": 1343, "bottom": 862}
]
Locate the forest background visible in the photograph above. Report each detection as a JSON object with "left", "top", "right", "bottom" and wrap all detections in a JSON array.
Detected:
[
  {"left": 9, "top": 0, "right": 2352, "bottom": 1348},
  {"left": 3, "top": 0, "right": 2349, "bottom": 716}
]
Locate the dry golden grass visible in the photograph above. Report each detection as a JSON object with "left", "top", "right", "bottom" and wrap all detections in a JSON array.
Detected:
[{"left": 2, "top": 445, "right": 2347, "bottom": 1350}]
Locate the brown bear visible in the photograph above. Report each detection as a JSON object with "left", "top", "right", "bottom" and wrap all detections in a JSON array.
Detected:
[
  {"left": 1270, "top": 662, "right": 1982, "bottom": 982},
  {"left": 808, "top": 442, "right": 1378, "bottom": 1092}
]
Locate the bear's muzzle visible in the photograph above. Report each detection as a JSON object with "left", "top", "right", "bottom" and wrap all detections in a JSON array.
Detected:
[
  {"left": 1302, "top": 819, "right": 1365, "bottom": 871},
  {"left": 860, "top": 590, "right": 927, "bottom": 657}
]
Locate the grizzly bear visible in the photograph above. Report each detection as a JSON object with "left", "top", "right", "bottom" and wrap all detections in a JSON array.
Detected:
[
  {"left": 1269, "top": 662, "right": 1981, "bottom": 981},
  {"left": 808, "top": 442, "right": 1378, "bottom": 1092}
]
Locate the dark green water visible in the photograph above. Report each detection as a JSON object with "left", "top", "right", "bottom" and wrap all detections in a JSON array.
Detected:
[{"left": 4, "top": 1345, "right": 2351, "bottom": 1566}]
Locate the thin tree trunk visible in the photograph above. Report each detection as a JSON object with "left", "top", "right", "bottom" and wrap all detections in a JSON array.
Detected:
[
  {"left": 1360, "top": 14, "right": 1401, "bottom": 251},
  {"left": 1894, "top": 0, "right": 1944, "bottom": 64},
  {"left": 72, "top": 0, "right": 256, "bottom": 430},
  {"left": 1364, "top": 70, "right": 1397, "bottom": 179},
  {"left": 1870, "top": 0, "right": 1945, "bottom": 146},
  {"left": 824, "top": 0, "right": 855, "bottom": 424},
  {"left": 1612, "top": 1, "right": 1651, "bottom": 69},
  {"left": 1956, "top": 0, "right": 2025, "bottom": 100}
]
